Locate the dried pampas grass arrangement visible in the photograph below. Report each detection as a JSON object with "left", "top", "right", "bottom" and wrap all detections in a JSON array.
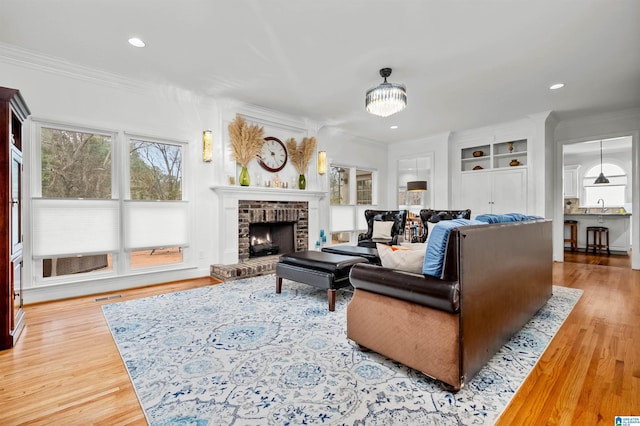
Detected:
[
  {"left": 228, "top": 114, "right": 265, "bottom": 167},
  {"left": 286, "top": 136, "right": 317, "bottom": 175}
]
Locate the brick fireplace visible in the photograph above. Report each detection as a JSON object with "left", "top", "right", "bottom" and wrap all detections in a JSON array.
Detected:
[
  {"left": 238, "top": 200, "right": 308, "bottom": 261},
  {"left": 210, "top": 186, "right": 324, "bottom": 281}
]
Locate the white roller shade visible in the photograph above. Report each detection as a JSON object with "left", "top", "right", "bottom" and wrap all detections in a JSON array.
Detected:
[
  {"left": 124, "top": 201, "right": 189, "bottom": 250},
  {"left": 32, "top": 199, "right": 119, "bottom": 258},
  {"left": 356, "top": 206, "right": 369, "bottom": 230},
  {"left": 330, "top": 205, "right": 355, "bottom": 232}
]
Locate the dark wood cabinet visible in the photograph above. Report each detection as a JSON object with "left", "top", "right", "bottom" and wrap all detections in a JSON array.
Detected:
[{"left": 1, "top": 87, "right": 30, "bottom": 350}]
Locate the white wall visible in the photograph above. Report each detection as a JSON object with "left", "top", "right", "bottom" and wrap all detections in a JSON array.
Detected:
[
  {"left": 1, "top": 55, "right": 222, "bottom": 302},
  {"left": 4, "top": 49, "right": 638, "bottom": 303},
  {"left": 1, "top": 51, "right": 385, "bottom": 301}
]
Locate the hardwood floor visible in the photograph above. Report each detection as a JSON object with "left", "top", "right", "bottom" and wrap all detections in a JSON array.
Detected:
[{"left": 0, "top": 265, "right": 638, "bottom": 425}]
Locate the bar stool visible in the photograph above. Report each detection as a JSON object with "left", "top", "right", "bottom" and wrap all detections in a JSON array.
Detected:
[
  {"left": 564, "top": 220, "right": 578, "bottom": 251},
  {"left": 586, "top": 226, "right": 610, "bottom": 255}
]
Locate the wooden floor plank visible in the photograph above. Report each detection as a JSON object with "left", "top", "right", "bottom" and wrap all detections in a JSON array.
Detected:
[{"left": 0, "top": 263, "right": 638, "bottom": 425}]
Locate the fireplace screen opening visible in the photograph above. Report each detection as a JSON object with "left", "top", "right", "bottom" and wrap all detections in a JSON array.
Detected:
[{"left": 249, "top": 222, "right": 295, "bottom": 258}]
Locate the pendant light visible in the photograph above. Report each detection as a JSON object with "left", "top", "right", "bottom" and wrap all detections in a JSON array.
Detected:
[
  {"left": 407, "top": 158, "right": 427, "bottom": 192},
  {"left": 593, "top": 140, "right": 610, "bottom": 184}
]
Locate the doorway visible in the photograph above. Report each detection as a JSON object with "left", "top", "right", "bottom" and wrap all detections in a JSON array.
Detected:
[{"left": 562, "top": 136, "right": 633, "bottom": 268}]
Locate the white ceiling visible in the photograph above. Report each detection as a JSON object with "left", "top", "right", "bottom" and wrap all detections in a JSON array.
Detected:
[{"left": 1, "top": 0, "right": 639, "bottom": 144}]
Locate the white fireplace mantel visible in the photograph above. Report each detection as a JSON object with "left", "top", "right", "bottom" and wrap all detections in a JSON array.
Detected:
[
  {"left": 211, "top": 185, "right": 327, "bottom": 264},
  {"left": 211, "top": 185, "right": 326, "bottom": 201}
]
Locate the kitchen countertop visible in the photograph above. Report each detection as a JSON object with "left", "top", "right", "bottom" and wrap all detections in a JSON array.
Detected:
[{"left": 565, "top": 213, "right": 632, "bottom": 217}]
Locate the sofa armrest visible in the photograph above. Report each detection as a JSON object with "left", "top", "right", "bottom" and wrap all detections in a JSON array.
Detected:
[{"left": 349, "top": 263, "right": 460, "bottom": 313}]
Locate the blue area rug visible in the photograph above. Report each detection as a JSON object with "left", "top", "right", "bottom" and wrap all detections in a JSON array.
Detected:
[{"left": 102, "top": 275, "right": 582, "bottom": 425}]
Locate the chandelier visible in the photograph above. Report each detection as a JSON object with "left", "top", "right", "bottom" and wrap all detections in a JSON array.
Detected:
[{"left": 365, "top": 68, "right": 407, "bottom": 117}]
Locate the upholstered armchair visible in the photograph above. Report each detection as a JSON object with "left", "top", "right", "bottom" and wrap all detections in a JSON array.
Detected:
[
  {"left": 357, "top": 210, "right": 408, "bottom": 248},
  {"left": 418, "top": 209, "right": 471, "bottom": 242}
]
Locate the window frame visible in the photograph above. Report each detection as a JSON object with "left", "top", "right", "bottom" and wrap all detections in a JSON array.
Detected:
[{"left": 30, "top": 119, "right": 191, "bottom": 284}]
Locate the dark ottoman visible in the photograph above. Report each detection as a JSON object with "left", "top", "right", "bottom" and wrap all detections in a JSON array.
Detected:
[{"left": 276, "top": 251, "right": 368, "bottom": 311}]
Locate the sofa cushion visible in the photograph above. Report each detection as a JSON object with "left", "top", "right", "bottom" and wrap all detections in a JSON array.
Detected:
[
  {"left": 422, "top": 219, "right": 485, "bottom": 278},
  {"left": 377, "top": 243, "right": 425, "bottom": 274},
  {"left": 372, "top": 220, "right": 394, "bottom": 240}
]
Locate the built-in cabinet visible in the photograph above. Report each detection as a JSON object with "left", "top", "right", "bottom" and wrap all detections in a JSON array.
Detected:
[
  {"left": 456, "top": 139, "right": 528, "bottom": 216},
  {"left": 563, "top": 165, "right": 580, "bottom": 198},
  {"left": 1, "top": 87, "right": 30, "bottom": 350}
]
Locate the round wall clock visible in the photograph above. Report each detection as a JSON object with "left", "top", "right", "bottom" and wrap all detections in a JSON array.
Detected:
[{"left": 258, "top": 136, "right": 288, "bottom": 172}]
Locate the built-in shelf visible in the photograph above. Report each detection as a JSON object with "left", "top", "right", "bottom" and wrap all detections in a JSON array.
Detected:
[{"left": 460, "top": 139, "right": 528, "bottom": 172}]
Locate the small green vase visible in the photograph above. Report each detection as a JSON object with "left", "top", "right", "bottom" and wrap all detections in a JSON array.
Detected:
[
  {"left": 298, "top": 173, "right": 306, "bottom": 190},
  {"left": 239, "top": 166, "right": 250, "bottom": 186}
]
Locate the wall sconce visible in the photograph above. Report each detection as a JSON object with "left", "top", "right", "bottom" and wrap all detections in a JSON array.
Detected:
[
  {"left": 317, "top": 150, "right": 327, "bottom": 175},
  {"left": 202, "top": 130, "right": 213, "bottom": 162}
]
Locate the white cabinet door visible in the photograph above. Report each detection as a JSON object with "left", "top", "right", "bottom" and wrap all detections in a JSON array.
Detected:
[
  {"left": 492, "top": 168, "right": 527, "bottom": 214},
  {"left": 564, "top": 168, "right": 578, "bottom": 198},
  {"left": 460, "top": 171, "right": 492, "bottom": 216},
  {"left": 459, "top": 169, "right": 527, "bottom": 216}
]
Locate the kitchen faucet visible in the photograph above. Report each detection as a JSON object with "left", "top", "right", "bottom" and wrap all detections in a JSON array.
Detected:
[{"left": 597, "top": 198, "right": 606, "bottom": 213}]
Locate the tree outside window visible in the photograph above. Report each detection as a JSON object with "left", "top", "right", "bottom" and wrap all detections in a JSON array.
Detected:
[
  {"left": 130, "top": 139, "right": 182, "bottom": 200},
  {"left": 41, "top": 127, "right": 112, "bottom": 198}
]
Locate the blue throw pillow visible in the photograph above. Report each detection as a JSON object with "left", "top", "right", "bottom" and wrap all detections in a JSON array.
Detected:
[
  {"left": 422, "top": 219, "right": 485, "bottom": 278},
  {"left": 475, "top": 213, "right": 540, "bottom": 223}
]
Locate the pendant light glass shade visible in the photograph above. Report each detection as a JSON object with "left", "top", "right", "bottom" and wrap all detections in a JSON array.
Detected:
[
  {"left": 593, "top": 140, "right": 609, "bottom": 184},
  {"left": 365, "top": 68, "right": 407, "bottom": 117},
  {"left": 407, "top": 180, "right": 427, "bottom": 192}
]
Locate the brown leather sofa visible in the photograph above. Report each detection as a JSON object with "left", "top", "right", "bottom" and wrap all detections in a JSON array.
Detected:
[{"left": 347, "top": 219, "right": 552, "bottom": 391}]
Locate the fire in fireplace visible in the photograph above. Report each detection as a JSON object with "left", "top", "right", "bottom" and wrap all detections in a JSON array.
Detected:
[{"left": 249, "top": 222, "right": 295, "bottom": 258}]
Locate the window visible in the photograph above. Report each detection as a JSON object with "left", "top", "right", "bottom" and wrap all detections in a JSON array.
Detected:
[
  {"left": 32, "top": 121, "right": 189, "bottom": 282},
  {"left": 582, "top": 163, "right": 627, "bottom": 207},
  {"left": 356, "top": 170, "right": 372, "bottom": 204},
  {"left": 36, "top": 125, "right": 117, "bottom": 278},
  {"left": 330, "top": 166, "right": 350, "bottom": 205},
  {"left": 329, "top": 165, "right": 375, "bottom": 244},
  {"left": 126, "top": 136, "right": 186, "bottom": 269}
]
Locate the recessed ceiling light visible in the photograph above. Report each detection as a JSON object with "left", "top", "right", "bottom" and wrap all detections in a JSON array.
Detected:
[
  {"left": 549, "top": 83, "right": 565, "bottom": 90},
  {"left": 390, "top": 125, "right": 398, "bottom": 129},
  {"left": 128, "top": 37, "right": 146, "bottom": 48}
]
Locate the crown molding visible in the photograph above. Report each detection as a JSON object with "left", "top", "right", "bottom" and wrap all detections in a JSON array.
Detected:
[{"left": 0, "top": 42, "right": 216, "bottom": 108}]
